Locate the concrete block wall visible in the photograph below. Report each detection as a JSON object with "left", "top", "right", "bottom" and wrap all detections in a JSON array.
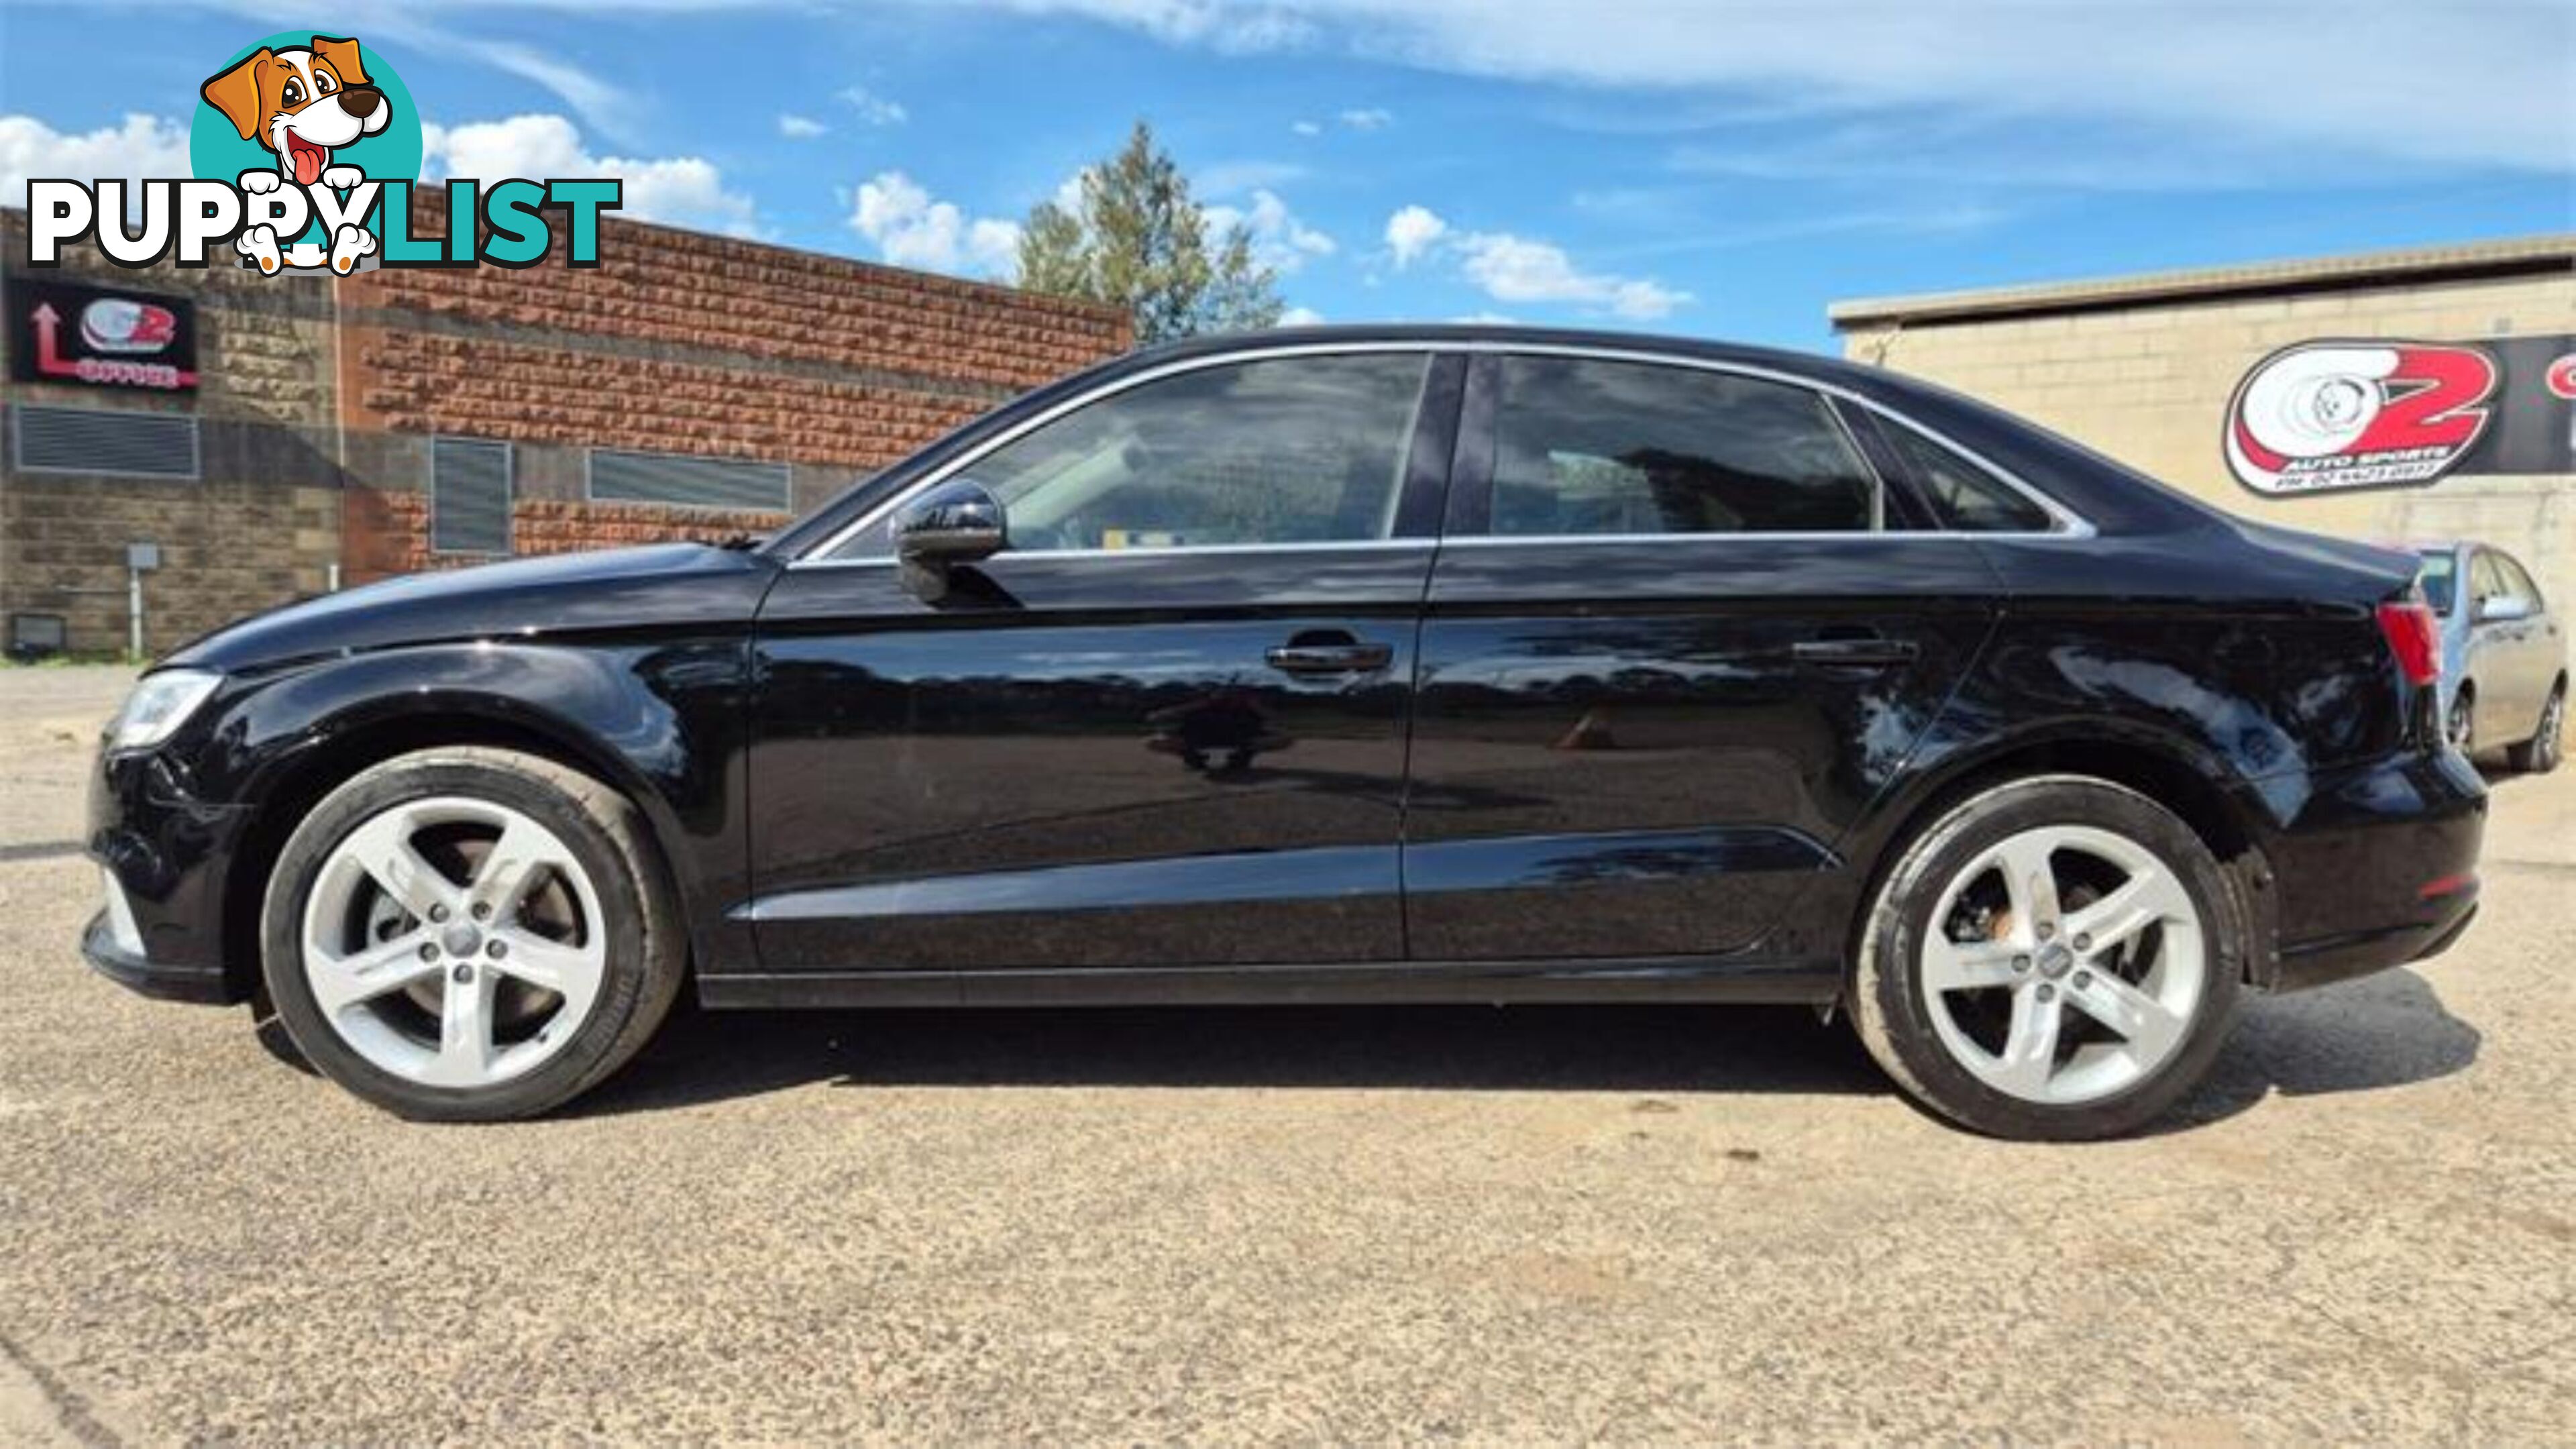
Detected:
[
  {"left": 1840, "top": 268, "right": 2576, "bottom": 606},
  {"left": 2, "top": 211, "right": 345, "bottom": 654}
]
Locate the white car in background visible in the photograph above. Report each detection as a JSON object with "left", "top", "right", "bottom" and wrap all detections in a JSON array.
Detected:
[{"left": 2414, "top": 540, "right": 2566, "bottom": 771}]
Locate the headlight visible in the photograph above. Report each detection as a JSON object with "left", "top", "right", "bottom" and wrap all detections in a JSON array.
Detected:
[{"left": 107, "top": 669, "right": 222, "bottom": 752}]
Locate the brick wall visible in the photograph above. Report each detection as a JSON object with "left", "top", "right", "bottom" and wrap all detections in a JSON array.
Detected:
[
  {"left": 3, "top": 210, "right": 345, "bottom": 654},
  {"left": 4, "top": 202, "right": 1130, "bottom": 650},
  {"left": 335, "top": 201, "right": 1128, "bottom": 582},
  {"left": 1839, "top": 265, "right": 2576, "bottom": 606},
  {"left": 356, "top": 490, "right": 788, "bottom": 576}
]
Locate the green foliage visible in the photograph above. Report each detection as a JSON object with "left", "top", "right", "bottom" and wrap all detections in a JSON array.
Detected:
[{"left": 1018, "top": 121, "right": 1284, "bottom": 343}]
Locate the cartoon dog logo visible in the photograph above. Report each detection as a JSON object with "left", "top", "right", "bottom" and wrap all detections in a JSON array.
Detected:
[{"left": 199, "top": 34, "right": 388, "bottom": 275}]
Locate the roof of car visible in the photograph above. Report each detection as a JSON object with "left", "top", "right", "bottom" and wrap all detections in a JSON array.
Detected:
[{"left": 1130, "top": 323, "right": 1874, "bottom": 388}]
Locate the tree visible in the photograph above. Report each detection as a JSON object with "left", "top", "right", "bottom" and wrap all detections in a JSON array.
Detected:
[{"left": 1018, "top": 121, "right": 1284, "bottom": 343}]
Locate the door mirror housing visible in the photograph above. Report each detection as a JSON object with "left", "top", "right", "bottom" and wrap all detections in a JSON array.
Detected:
[
  {"left": 892, "top": 479, "right": 1006, "bottom": 600},
  {"left": 2475, "top": 593, "right": 2532, "bottom": 625}
]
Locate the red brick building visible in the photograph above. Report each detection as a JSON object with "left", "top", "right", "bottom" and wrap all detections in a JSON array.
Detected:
[{"left": 1, "top": 203, "right": 1128, "bottom": 655}]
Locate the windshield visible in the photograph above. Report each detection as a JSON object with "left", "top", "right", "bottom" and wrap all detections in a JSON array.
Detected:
[{"left": 2417, "top": 550, "right": 2459, "bottom": 614}]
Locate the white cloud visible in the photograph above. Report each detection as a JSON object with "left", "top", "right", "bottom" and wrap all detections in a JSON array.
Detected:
[
  {"left": 1290, "top": 119, "right": 1323, "bottom": 137},
  {"left": 1338, "top": 107, "right": 1393, "bottom": 130},
  {"left": 1277, "top": 305, "right": 1326, "bottom": 326},
  {"left": 837, "top": 85, "right": 910, "bottom": 127},
  {"left": 777, "top": 114, "right": 828, "bottom": 139},
  {"left": 957, "top": 0, "right": 2575, "bottom": 177},
  {"left": 366, "top": 13, "right": 645, "bottom": 145},
  {"left": 424, "top": 114, "right": 760, "bottom": 237},
  {"left": 850, "top": 170, "right": 1021, "bottom": 278},
  {"left": 1454, "top": 231, "right": 1688, "bottom": 319},
  {"left": 1382, "top": 203, "right": 1686, "bottom": 319},
  {"left": 0, "top": 113, "right": 189, "bottom": 209},
  {"left": 1383, "top": 204, "right": 1446, "bottom": 267},
  {"left": 1202, "top": 189, "right": 1335, "bottom": 273}
]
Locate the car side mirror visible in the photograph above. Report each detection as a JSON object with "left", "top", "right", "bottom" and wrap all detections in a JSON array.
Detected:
[
  {"left": 892, "top": 479, "right": 1005, "bottom": 600},
  {"left": 2476, "top": 594, "right": 2531, "bottom": 625}
]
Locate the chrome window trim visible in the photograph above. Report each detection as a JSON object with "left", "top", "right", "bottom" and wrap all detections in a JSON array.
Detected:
[{"left": 793, "top": 339, "right": 2093, "bottom": 566}]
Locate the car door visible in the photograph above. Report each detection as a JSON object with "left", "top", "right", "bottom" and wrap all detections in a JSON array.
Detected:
[
  {"left": 747, "top": 349, "right": 1462, "bottom": 983},
  {"left": 2489, "top": 549, "right": 2560, "bottom": 735},
  {"left": 2465, "top": 548, "right": 2529, "bottom": 737},
  {"left": 1402, "top": 352, "right": 2010, "bottom": 965}
]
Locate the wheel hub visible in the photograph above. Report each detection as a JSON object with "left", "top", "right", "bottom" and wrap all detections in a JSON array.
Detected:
[
  {"left": 2035, "top": 941, "right": 2076, "bottom": 979},
  {"left": 440, "top": 922, "right": 483, "bottom": 958}
]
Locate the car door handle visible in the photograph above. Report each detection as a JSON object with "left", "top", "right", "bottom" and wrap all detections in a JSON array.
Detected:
[
  {"left": 1265, "top": 635, "right": 1393, "bottom": 675},
  {"left": 1792, "top": 635, "right": 1920, "bottom": 669}
]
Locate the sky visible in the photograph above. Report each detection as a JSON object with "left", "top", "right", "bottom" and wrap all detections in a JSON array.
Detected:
[{"left": 1, "top": 0, "right": 2571, "bottom": 351}]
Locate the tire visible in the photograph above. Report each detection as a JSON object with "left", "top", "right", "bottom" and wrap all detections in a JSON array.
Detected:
[
  {"left": 2506, "top": 682, "right": 2564, "bottom": 774},
  {"left": 1851, "top": 775, "right": 2243, "bottom": 1141},
  {"left": 260, "top": 747, "right": 687, "bottom": 1121},
  {"left": 2445, "top": 688, "right": 2475, "bottom": 757}
]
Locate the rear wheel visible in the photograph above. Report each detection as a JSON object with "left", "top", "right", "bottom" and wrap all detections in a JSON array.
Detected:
[
  {"left": 2506, "top": 682, "right": 2564, "bottom": 774},
  {"left": 1851, "top": 775, "right": 2242, "bottom": 1140},
  {"left": 260, "top": 747, "right": 686, "bottom": 1121},
  {"left": 2446, "top": 689, "right": 2475, "bottom": 756}
]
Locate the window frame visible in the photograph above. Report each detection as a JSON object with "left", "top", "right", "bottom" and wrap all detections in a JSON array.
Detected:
[
  {"left": 804, "top": 346, "right": 1463, "bottom": 564},
  {"left": 1456, "top": 352, "right": 1893, "bottom": 541},
  {"left": 790, "top": 340, "right": 2087, "bottom": 566}
]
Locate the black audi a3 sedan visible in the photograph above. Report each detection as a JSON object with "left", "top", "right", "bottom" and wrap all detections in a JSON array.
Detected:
[{"left": 83, "top": 326, "right": 2488, "bottom": 1138}]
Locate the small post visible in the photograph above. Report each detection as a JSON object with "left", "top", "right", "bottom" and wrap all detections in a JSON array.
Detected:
[{"left": 125, "top": 541, "right": 161, "bottom": 662}]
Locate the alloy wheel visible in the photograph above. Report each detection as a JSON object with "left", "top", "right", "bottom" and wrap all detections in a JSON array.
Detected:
[
  {"left": 2447, "top": 695, "right": 2474, "bottom": 753},
  {"left": 299, "top": 796, "right": 608, "bottom": 1089},
  {"left": 1918, "top": 824, "right": 2208, "bottom": 1106},
  {"left": 2538, "top": 692, "right": 2564, "bottom": 771}
]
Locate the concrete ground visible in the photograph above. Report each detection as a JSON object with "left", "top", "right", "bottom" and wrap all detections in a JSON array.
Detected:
[{"left": 2, "top": 665, "right": 2569, "bottom": 1444}]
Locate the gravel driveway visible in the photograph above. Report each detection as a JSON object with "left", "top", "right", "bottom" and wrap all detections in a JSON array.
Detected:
[{"left": 3, "top": 665, "right": 2569, "bottom": 1443}]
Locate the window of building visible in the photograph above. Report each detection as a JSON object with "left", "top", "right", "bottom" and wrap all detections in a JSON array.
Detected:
[
  {"left": 1488, "top": 357, "right": 1877, "bottom": 536},
  {"left": 431, "top": 436, "right": 514, "bottom": 555},
  {"left": 11, "top": 405, "right": 200, "bottom": 480},
  {"left": 588, "top": 449, "right": 793, "bottom": 513}
]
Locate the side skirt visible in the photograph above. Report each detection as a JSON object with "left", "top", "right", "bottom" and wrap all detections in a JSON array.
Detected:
[{"left": 695, "top": 955, "right": 1845, "bottom": 1010}]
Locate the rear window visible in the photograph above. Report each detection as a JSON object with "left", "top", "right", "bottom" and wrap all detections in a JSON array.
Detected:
[
  {"left": 1882, "top": 423, "right": 2055, "bottom": 533},
  {"left": 2417, "top": 551, "right": 2459, "bottom": 614},
  {"left": 1487, "top": 357, "right": 1879, "bottom": 535}
]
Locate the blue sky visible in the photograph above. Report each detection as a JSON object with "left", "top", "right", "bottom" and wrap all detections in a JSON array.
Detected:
[{"left": 3, "top": 0, "right": 2570, "bottom": 350}]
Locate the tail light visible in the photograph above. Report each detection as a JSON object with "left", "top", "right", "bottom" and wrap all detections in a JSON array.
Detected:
[{"left": 2376, "top": 599, "right": 2440, "bottom": 688}]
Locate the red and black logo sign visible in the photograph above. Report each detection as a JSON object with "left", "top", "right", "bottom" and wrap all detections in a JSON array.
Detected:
[
  {"left": 5, "top": 276, "right": 199, "bottom": 393},
  {"left": 2224, "top": 340, "right": 2498, "bottom": 495}
]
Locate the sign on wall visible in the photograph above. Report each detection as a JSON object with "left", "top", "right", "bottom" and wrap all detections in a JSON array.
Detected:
[
  {"left": 2224, "top": 335, "right": 2576, "bottom": 496},
  {"left": 5, "top": 276, "right": 199, "bottom": 393}
]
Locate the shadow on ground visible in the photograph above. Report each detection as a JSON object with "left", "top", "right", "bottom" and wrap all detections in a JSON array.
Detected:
[
  {"left": 570, "top": 966, "right": 2481, "bottom": 1130},
  {"left": 2164, "top": 967, "right": 2483, "bottom": 1131}
]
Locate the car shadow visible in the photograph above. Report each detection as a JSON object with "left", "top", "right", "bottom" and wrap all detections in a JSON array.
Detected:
[
  {"left": 570, "top": 1000, "right": 1886, "bottom": 1117},
  {"left": 2159, "top": 966, "right": 2483, "bottom": 1132},
  {"left": 570, "top": 965, "right": 2481, "bottom": 1130}
]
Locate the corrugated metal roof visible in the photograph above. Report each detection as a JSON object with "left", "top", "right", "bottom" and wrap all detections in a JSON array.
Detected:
[{"left": 1830, "top": 233, "right": 2576, "bottom": 329}]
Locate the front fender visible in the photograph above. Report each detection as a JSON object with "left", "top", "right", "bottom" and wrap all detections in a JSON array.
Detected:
[{"left": 187, "top": 637, "right": 757, "bottom": 980}]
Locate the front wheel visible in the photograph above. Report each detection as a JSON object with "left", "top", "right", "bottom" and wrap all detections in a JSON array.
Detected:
[
  {"left": 1851, "top": 776, "right": 2243, "bottom": 1140},
  {"left": 260, "top": 747, "right": 687, "bottom": 1121}
]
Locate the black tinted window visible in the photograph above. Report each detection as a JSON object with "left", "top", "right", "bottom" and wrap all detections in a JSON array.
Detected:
[
  {"left": 1883, "top": 423, "right": 2053, "bottom": 533},
  {"left": 966, "top": 354, "right": 1427, "bottom": 552},
  {"left": 1489, "top": 358, "right": 1876, "bottom": 535}
]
